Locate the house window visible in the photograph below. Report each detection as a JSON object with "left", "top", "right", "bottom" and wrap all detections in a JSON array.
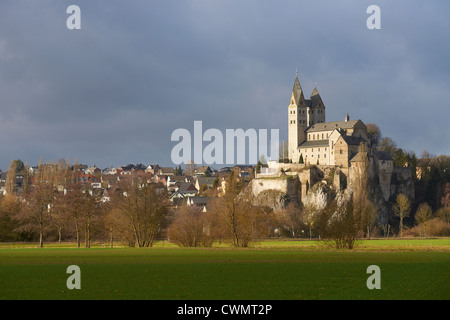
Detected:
[{"left": 324, "top": 154, "right": 326, "bottom": 158}]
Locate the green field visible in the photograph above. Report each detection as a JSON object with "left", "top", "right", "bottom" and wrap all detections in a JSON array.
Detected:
[{"left": 0, "top": 239, "right": 449, "bottom": 300}]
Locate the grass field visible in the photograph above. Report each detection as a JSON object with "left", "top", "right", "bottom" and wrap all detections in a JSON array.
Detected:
[{"left": 0, "top": 239, "right": 449, "bottom": 300}]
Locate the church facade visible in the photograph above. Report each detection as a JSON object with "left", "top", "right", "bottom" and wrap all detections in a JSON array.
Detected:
[{"left": 288, "top": 75, "right": 368, "bottom": 167}]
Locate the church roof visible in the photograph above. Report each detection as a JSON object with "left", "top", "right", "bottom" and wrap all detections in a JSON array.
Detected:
[
  {"left": 298, "top": 140, "right": 329, "bottom": 148},
  {"left": 309, "top": 86, "right": 324, "bottom": 108},
  {"left": 291, "top": 76, "right": 305, "bottom": 105},
  {"left": 306, "top": 119, "right": 360, "bottom": 132},
  {"left": 341, "top": 135, "right": 365, "bottom": 146}
]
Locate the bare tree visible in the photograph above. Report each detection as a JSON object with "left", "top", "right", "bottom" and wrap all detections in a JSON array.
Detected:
[
  {"left": 320, "top": 200, "right": 360, "bottom": 249},
  {"left": 80, "top": 188, "right": 103, "bottom": 248},
  {"left": 361, "top": 200, "right": 378, "bottom": 239},
  {"left": 0, "top": 194, "right": 21, "bottom": 241},
  {"left": 15, "top": 182, "right": 55, "bottom": 248},
  {"left": 319, "top": 145, "right": 375, "bottom": 248},
  {"left": 366, "top": 123, "right": 382, "bottom": 152},
  {"left": 63, "top": 182, "right": 85, "bottom": 248},
  {"left": 51, "top": 191, "right": 67, "bottom": 243},
  {"left": 111, "top": 175, "right": 170, "bottom": 247},
  {"left": 378, "top": 137, "right": 397, "bottom": 155},
  {"left": 5, "top": 160, "right": 18, "bottom": 195},
  {"left": 303, "top": 204, "right": 317, "bottom": 240},
  {"left": 436, "top": 206, "right": 450, "bottom": 224},
  {"left": 392, "top": 193, "right": 410, "bottom": 237},
  {"left": 211, "top": 172, "right": 271, "bottom": 247},
  {"left": 352, "top": 147, "right": 378, "bottom": 238},
  {"left": 168, "top": 205, "right": 213, "bottom": 247},
  {"left": 415, "top": 202, "right": 433, "bottom": 237},
  {"left": 275, "top": 202, "right": 304, "bottom": 237}
]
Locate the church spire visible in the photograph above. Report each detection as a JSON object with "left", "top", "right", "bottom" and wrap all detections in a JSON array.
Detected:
[{"left": 291, "top": 72, "right": 305, "bottom": 106}]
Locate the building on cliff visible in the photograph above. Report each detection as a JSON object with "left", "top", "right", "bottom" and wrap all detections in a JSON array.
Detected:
[{"left": 250, "top": 74, "right": 413, "bottom": 222}]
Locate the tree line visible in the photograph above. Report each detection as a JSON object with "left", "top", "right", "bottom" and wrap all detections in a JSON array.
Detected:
[{"left": 0, "top": 149, "right": 449, "bottom": 248}]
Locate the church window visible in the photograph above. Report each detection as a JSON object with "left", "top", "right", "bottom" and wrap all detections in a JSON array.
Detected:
[{"left": 340, "top": 150, "right": 343, "bottom": 154}]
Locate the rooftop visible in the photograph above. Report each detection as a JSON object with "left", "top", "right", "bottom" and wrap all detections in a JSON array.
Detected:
[{"left": 306, "top": 119, "right": 360, "bottom": 132}]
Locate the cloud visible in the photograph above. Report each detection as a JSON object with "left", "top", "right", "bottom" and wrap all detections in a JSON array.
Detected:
[{"left": 0, "top": 1, "right": 448, "bottom": 170}]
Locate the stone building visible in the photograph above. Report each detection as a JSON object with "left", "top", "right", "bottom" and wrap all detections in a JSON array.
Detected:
[{"left": 288, "top": 75, "right": 368, "bottom": 166}]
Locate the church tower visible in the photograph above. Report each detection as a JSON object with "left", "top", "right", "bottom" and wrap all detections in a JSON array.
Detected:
[
  {"left": 308, "top": 85, "right": 325, "bottom": 125},
  {"left": 288, "top": 74, "right": 307, "bottom": 161}
]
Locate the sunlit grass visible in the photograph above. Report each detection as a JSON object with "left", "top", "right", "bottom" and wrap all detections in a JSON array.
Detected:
[{"left": 0, "top": 239, "right": 449, "bottom": 300}]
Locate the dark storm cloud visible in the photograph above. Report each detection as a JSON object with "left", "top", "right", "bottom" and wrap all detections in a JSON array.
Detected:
[{"left": 0, "top": 0, "right": 448, "bottom": 170}]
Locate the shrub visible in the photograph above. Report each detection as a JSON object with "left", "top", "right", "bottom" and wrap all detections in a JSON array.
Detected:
[
  {"left": 410, "top": 218, "right": 450, "bottom": 237},
  {"left": 168, "top": 206, "right": 214, "bottom": 247}
]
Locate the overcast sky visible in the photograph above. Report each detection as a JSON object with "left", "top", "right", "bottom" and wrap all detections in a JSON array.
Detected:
[{"left": 0, "top": 1, "right": 449, "bottom": 170}]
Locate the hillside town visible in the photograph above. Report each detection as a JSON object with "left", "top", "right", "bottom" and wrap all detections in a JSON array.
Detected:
[{"left": 0, "top": 161, "right": 254, "bottom": 212}]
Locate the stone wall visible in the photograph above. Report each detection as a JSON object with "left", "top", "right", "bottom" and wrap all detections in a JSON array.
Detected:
[{"left": 251, "top": 176, "right": 300, "bottom": 204}]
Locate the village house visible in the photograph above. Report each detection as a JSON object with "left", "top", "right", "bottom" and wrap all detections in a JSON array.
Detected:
[
  {"left": 158, "top": 167, "right": 175, "bottom": 176},
  {"left": 195, "top": 176, "right": 217, "bottom": 191},
  {"left": 186, "top": 196, "right": 209, "bottom": 212},
  {"left": 194, "top": 166, "right": 213, "bottom": 177}
]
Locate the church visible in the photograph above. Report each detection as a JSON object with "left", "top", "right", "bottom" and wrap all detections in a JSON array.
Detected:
[{"left": 288, "top": 75, "right": 368, "bottom": 167}]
